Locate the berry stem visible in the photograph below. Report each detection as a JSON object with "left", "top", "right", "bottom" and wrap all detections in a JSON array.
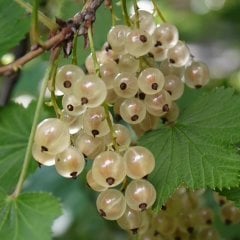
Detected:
[
  {"left": 12, "top": 64, "right": 52, "bottom": 198},
  {"left": 103, "top": 103, "right": 119, "bottom": 152},
  {"left": 72, "top": 33, "right": 79, "bottom": 65},
  {"left": 88, "top": 26, "right": 100, "bottom": 75},
  {"left": 15, "top": 0, "right": 58, "bottom": 30},
  {"left": 151, "top": 0, "right": 167, "bottom": 23},
  {"left": 121, "top": 0, "right": 131, "bottom": 27},
  {"left": 133, "top": 0, "right": 140, "bottom": 28}
]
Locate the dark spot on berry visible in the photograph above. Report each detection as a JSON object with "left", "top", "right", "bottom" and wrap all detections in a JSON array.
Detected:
[
  {"left": 154, "top": 230, "right": 160, "bottom": 236},
  {"left": 99, "top": 209, "right": 106, "bottom": 217},
  {"left": 131, "top": 228, "right": 139, "bottom": 235},
  {"left": 161, "top": 205, "right": 167, "bottom": 211},
  {"left": 195, "top": 84, "right": 202, "bottom": 89},
  {"left": 81, "top": 97, "right": 88, "bottom": 105},
  {"left": 151, "top": 82, "right": 158, "bottom": 90},
  {"left": 114, "top": 58, "right": 119, "bottom": 64},
  {"left": 219, "top": 199, "right": 226, "bottom": 206},
  {"left": 67, "top": 104, "right": 74, "bottom": 111},
  {"left": 41, "top": 146, "right": 48, "bottom": 152},
  {"left": 162, "top": 104, "right": 170, "bottom": 112},
  {"left": 131, "top": 114, "right": 139, "bottom": 122},
  {"left": 187, "top": 227, "right": 194, "bottom": 234},
  {"left": 169, "top": 58, "right": 175, "bottom": 64},
  {"left": 139, "top": 203, "right": 147, "bottom": 211},
  {"left": 206, "top": 219, "right": 212, "bottom": 225},
  {"left": 105, "top": 43, "right": 112, "bottom": 51},
  {"left": 175, "top": 237, "right": 181, "bottom": 240},
  {"left": 148, "top": 52, "right": 154, "bottom": 58},
  {"left": 167, "top": 90, "right": 172, "bottom": 95},
  {"left": 106, "top": 177, "right": 115, "bottom": 185},
  {"left": 139, "top": 92, "right": 146, "bottom": 100},
  {"left": 162, "top": 117, "right": 167, "bottom": 124},
  {"left": 225, "top": 219, "right": 232, "bottom": 225},
  {"left": 120, "top": 82, "right": 127, "bottom": 90},
  {"left": 92, "top": 129, "right": 99, "bottom": 137},
  {"left": 70, "top": 172, "right": 78, "bottom": 179},
  {"left": 139, "top": 35, "right": 147, "bottom": 43},
  {"left": 154, "top": 41, "right": 162, "bottom": 47},
  {"left": 57, "top": 158, "right": 60, "bottom": 162},
  {"left": 63, "top": 80, "right": 72, "bottom": 88}
]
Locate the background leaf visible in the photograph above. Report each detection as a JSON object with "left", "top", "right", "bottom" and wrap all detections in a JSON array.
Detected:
[
  {"left": 220, "top": 188, "right": 240, "bottom": 208},
  {"left": 138, "top": 88, "right": 240, "bottom": 209},
  {"left": 0, "top": 190, "right": 62, "bottom": 240},
  {"left": 0, "top": 0, "right": 30, "bottom": 56},
  {"left": 0, "top": 101, "right": 53, "bottom": 194}
]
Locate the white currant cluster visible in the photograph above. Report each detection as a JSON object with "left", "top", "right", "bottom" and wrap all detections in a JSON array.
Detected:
[
  {"left": 32, "top": 7, "right": 211, "bottom": 234},
  {"left": 136, "top": 188, "right": 240, "bottom": 240}
]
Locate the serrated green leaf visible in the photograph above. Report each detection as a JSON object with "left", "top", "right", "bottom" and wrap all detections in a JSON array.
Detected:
[
  {"left": 0, "top": 102, "right": 52, "bottom": 194},
  {"left": 138, "top": 88, "right": 240, "bottom": 209},
  {"left": 0, "top": 0, "right": 30, "bottom": 56},
  {"left": 0, "top": 190, "right": 62, "bottom": 240}
]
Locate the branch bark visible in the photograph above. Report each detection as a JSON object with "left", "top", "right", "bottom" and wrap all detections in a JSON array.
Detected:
[{"left": 0, "top": 0, "right": 104, "bottom": 76}]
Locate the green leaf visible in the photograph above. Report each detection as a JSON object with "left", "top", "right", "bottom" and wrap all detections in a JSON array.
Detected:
[
  {"left": 0, "top": 0, "right": 30, "bottom": 56},
  {"left": 220, "top": 188, "right": 240, "bottom": 208},
  {"left": 0, "top": 190, "right": 62, "bottom": 240},
  {"left": 138, "top": 88, "right": 240, "bottom": 209},
  {"left": 0, "top": 102, "right": 52, "bottom": 194}
]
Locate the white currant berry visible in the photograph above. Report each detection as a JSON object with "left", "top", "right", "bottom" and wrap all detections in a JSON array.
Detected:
[
  {"left": 96, "top": 189, "right": 126, "bottom": 220},
  {"left": 113, "top": 72, "right": 138, "bottom": 98},
  {"left": 55, "top": 146, "right": 85, "bottom": 178},
  {"left": 86, "top": 170, "right": 107, "bottom": 192},
  {"left": 145, "top": 89, "right": 172, "bottom": 117},
  {"left": 107, "top": 25, "right": 130, "bottom": 54},
  {"left": 34, "top": 118, "right": 70, "bottom": 154},
  {"left": 55, "top": 64, "right": 84, "bottom": 95},
  {"left": 99, "top": 59, "right": 119, "bottom": 89},
  {"left": 161, "top": 101, "right": 180, "bottom": 123},
  {"left": 92, "top": 151, "right": 126, "bottom": 188},
  {"left": 62, "top": 94, "right": 86, "bottom": 116},
  {"left": 118, "top": 54, "right": 139, "bottom": 73},
  {"left": 125, "top": 29, "right": 154, "bottom": 57},
  {"left": 74, "top": 130, "right": 105, "bottom": 159},
  {"left": 167, "top": 41, "right": 190, "bottom": 67},
  {"left": 164, "top": 74, "right": 184, "bottom": 100},
  {"left": 73, "top": 75, "right": 107, "bottom": 108},
  {"left": 148, "top": 46, "right": 168, "bottom": 62},
  {"left": 83, "top": 106, "right": 110, "bottom": 138},
  {"left": 184, "top": 61, "right": 210, "bottom": 88},
  {"left": 138, "top": 68, "right": 165, "bottom": 95},
  {"left": 32, "top": 142, "right": 56, "bottom": 166},
  {"left": 153, "top": 23, "right": 179, "bottom": 49},
  {"left": 124, "top": 146, "right": 155, "bottom": 179},
  {"left": 120, "top": 98, "right": 146, "bottom": 124},
  {"left": 125, "top": 179, "right": 156, "bottom": 211}
]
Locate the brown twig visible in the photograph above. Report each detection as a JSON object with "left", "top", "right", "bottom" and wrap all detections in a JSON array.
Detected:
[{"left": 0, "top": 0, "right": 104, "bottom": 76}]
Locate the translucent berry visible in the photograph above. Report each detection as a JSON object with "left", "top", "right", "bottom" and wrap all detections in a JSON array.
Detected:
[
  {"left": 62, "top": 94, "right": 86, "bottom": 116},
  {"left": 138, "top": 68, "right": 165, "bottom": 95},
  {"left": 86, "top": 170, "right": 107, "bottom": 192},
  {"left": 55, "top": 146, "right": 85, "bottom": 178},
  {"left": 153, "top": 23, "right": 179, "bottom": 49},
  {"left": 124, "top": 146, "right": 155, "bottom": 179},
  {"left": 55, "top": 64, "right": 84, "bottom": 95},
  {"left": 184, "top": 61, "right": 210, "bottom": 88},
  {"left": 125, "top": 179, "right": 156, "bottom": 211},
  {"left": 161, "top": 101, "right": 180, "bottom": 123},
  {"left": 118, "top": 54, "right": 139, "bottom": 73},
  {"left": 83, "top": 106, "right": 110, "bottom": 137},
  {"left": 125, "top": 29, "right": 154, "bottom": 57},
  {"left": 34, "top": 118, "right": 70, "bottom": 154},
  {"left": 92, "top": 151, "right": 126, "bottom": 188},
  {"left": 167, "top": 41, "right": 190, "bottom": 67},
  {"left": 73, "top": 75, "right": 107, "bottom": 108},
  {"left": 164, "top": 74, "right": 184, "bottom": 100},
  {"left": 96, "top": 189, "right": 126, "bottom": 220},
  {"left": 113, "top": 72, "right": 138, "bottom": 98},
  {"left": 120, "top": 98, "right": 146, "bottom": 124}
]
